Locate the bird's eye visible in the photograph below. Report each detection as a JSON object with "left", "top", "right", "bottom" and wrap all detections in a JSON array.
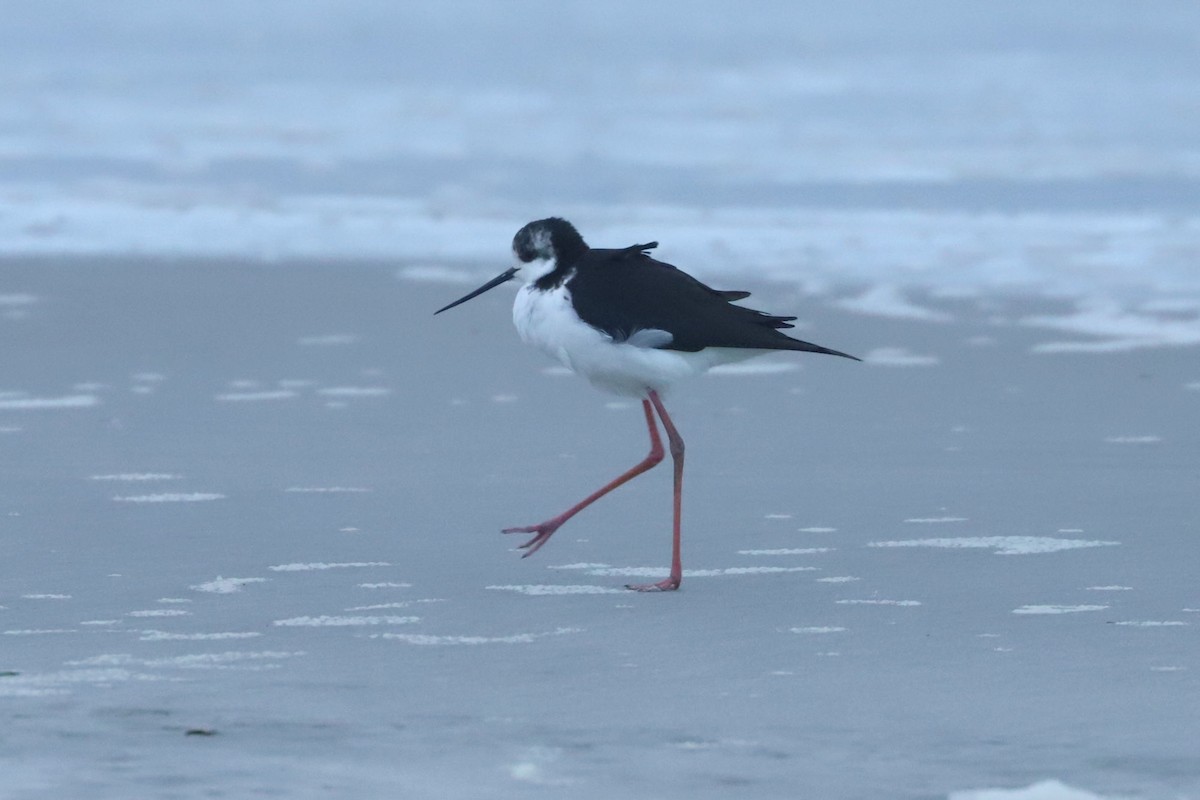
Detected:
[{"left": 512, "top": 235, "right": 535, "bottom": 263}]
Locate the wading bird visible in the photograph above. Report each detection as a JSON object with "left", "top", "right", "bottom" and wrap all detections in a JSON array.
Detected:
[{"left": 436, "top": 218, "right": 857, "bottom": 591}]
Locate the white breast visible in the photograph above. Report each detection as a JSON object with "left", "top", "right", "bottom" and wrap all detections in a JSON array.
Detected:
[{"left": 512, "top": 284, "right": 747, "bottom": 398}]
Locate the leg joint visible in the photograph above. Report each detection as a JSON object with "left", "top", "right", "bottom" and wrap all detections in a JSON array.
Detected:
[{"left": 667, "top": 434, "right": 684, "bottom": 460}]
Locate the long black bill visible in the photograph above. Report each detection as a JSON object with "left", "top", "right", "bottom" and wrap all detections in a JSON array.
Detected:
[{"left": 433, "top": 267, "right": 518, "bottom": 315}]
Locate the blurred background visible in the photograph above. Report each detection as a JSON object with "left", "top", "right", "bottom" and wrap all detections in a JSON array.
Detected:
[{"left": 3, "top": 1, "right": 1199, "bottom": 322}]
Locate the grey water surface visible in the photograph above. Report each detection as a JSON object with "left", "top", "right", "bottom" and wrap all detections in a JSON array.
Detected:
[{"left": 1, "top": 260, "right": 1196, "bottom": 798}]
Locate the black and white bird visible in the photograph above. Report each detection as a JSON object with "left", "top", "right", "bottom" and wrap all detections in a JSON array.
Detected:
[{"left": 436, "top": 217, "right": 857, "bottom": 591}]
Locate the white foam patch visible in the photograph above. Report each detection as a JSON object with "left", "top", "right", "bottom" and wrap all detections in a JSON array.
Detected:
[
  {"left": 737, "top": 548, "right": 833, "bottom": 555},
  {"left": 765, "top": 513, "right": 793, "bottom": 520},
  {"left": 1112, "top": 620, "right": 1188, "bottom": 627},
  {"left": 190, "top": 576, "right": 268, "bottom": 593},
  {"left": 373, "top": 627, "right": 581, "bottom": 646},
  {"left": 273, "top": 615, "right": 419, "bottom": 627},
  {"left": 797, "top": 527, "right": 837, "bottom": 533},
  {"left": 297, "top": 334, "right": 359, "bottom": 346},
  {"left": 216, "top": 390, "right": 297, "bottom": 402},
  {"left": 506, "top": 746, "right": 571, "bottom": 786},
  {"left": 358, "top": 582, "right": 412, "bottom": 589},
  {"left": 138, "top": 630, "right": 262, "bottom": 641},
  {"left": 836, "top": 599, "right": 922, "bottom": 607},
  {"left": 790, "top": 626, "right": 847, "bottom": 634},
  {"left": 816, "top": 576, "right": 860, "bottom": 583},
  {"left": 508, "top": 762, "right": 551, "bottom": 785},
  {"left": 1103, "top": 435, "right": 1162, "bottom": 444},
  {"left": 0, "top": 668, "right": 157, "bottom": 697},
  {"left": 90, "top": 473, "right": 182, "bottom": 481},
  {"left": 316, "top": 386, "right": 390, "bottom": 397},
  {"left": 284, "top": 486, "right": 371, "bottom": 493},
  {"left": 1026, "top": 299, "right": 1200, "bottom": 353},
  {"left": 548, "top": 563, "right": 613, "bottom": 570},
  {"left": 269, "top": 561, "right": 391, "bottom": 571},
  {"left": 21, "top": 594, "right": 71, "bottom": 600},
  {"left": 0, "top": 394, "right": 99, "bottom": 410},
  {"left": 127, "top": 609, "right": 190, "bottom": 618},
  {"left": 905, "top": 516, "right": 968, "bottom": 523},
  {"left": 344, "top": 601, "right": 441, "bottom": 611},
  {"left": 1011, "top": 605, "right": 1109, "bottom": 615},
  {"left": 868, "top": 536, "right": 1119, "bottom": 555},
  {"left": 0, "top": 293, "right": 37, "bottom": 306},
  {"left": 708, "top": 361, "right": 799, "bottom": 376},
  {"left": 3, "top": 629, "right": 79, "bottom": 635},
  {"left": 113, "top": 492, "right": 225, "bottom": 503},
  {"left": 863, "top": 347, "right": 940, "bottom": 367},
  {"left": 486, "top": 585, "right": 626, "bottom": 595},
  {"left": 1086, "top": 585, "right": 1133, "bottom": 591},
  {"left": 835, "top": 285, "right": 953, "bottom": 322},
  {"left": 586, "top": 566, "right": 817, "bottom": 577},
  {"left": 72, "top": 651, "right": 304, "bottom": 670},
  {"left": 948, "top": 778, "right": 1125, "bottom": 800},
  {"left": 6, "top": 183, "right": 1200, "bottom": 315},
  {"left": 396, "top": 265, "right": 478, "bottom": 284}
]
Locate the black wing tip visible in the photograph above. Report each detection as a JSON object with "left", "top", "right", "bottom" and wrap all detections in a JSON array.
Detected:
[
  {"left": 807, "top": 341, "right": 861, "bottom": 361},
  {"left": 784, "top": 339, "right": 861, "bottom": 361},
  {"left": 823, "top": 346, "right": 862, "bottom": 361}
]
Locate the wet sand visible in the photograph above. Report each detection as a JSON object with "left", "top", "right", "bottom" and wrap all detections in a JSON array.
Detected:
[{"left": 1, "top": 258, "right": 1197, "bottom": 799}]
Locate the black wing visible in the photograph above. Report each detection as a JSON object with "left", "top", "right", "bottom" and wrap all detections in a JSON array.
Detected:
[{"left": 567, "top": 248, "right": 858, "bottom": 359}]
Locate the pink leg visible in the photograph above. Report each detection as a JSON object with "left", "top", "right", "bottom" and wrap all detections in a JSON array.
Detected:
[
  {"left": 626, "top": 390, "right": 684, "bottom": 592},
  {"left": 503, "top": 399, "right": 663, "bottom": 557}
]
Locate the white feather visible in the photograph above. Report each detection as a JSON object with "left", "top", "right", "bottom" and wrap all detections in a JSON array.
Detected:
[{"left": 512, "top": 279, "right": 760, "bottom": 398}]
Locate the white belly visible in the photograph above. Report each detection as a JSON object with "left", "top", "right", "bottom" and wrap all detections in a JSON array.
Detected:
[{"left": 512, "top": 284, "right": 758, "bottom": 397}]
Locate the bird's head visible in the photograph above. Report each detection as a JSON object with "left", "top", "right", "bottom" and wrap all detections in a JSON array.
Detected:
[{"left": 435, "top": 218, "right": 587, "bottom": 315}]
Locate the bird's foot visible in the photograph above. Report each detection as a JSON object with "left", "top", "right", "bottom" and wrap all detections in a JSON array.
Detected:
[
  {"left": 501, "top": 519, "right": 564, "bottom": 558},
  {"left": 625, "top": 575, "right": 681, "bottom": 592}
]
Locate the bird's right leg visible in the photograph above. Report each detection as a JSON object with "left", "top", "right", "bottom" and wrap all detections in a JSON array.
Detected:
[{"left": 503, "top": 398, "right": 664, "bottom": 556}]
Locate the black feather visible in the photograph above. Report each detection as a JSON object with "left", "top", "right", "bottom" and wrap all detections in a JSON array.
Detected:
[{"left": 562, "top": 245, "right": 858, "bottom": 359}]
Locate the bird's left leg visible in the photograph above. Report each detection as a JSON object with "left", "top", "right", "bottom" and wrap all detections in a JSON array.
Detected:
[
  {"left": 503, "top": 398, "right": 664, "bottom": 556},
  {"left": 626, "top": 390, "right": 684, "bottom": 592}
]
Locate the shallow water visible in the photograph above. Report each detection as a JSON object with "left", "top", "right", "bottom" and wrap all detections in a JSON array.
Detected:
[{"left": 2, "top": 261, "right": 1196, "bottom": 798}]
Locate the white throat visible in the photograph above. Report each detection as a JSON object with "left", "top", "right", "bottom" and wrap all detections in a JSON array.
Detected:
[{"left": 515, "top": 254, "right": 558, "bottom": 285}]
